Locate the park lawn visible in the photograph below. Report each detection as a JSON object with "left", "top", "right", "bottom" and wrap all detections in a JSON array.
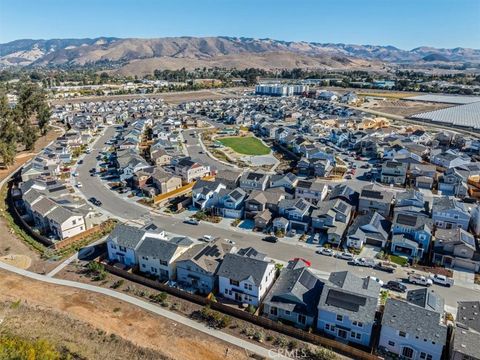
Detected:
[{"left": 218, "top": 136, "right": 270, "bottom": 156}]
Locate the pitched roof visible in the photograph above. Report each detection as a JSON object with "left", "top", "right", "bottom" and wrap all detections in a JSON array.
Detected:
[
  {"left": 382, "top": 298, "right": 447, "bottom": 344},
  {"left": 176, "top": 238, "right": 234, "bottom": 274},
  {"left": 136, "top": 236, "right": 192, "bottom": 262},
  {"left": 108, "top": 223, "right": 145, "bottom": 249},
  {"left": 217, "top": 253, "right": 272, "bottom": 286}
]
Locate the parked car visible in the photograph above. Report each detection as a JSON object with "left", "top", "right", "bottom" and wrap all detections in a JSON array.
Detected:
[
  {"left": 316, "top": 247, "right": 334, "bottom": 256},
  {"left": 335, "top": 252, "right": 354, "bottom": 261},
  {"left": 385, "top": 280, "right": 407, "bottom": 293},
  {"left": 352, "top": 257, "right": 375, "bottom": 267},
  {"left": 408, "top": 274, "right": 433, "bottom": 286},
  {"left": 429, "top": 274, "right": 453, "bottom": 287},
  {"left": 262, "top": 236, "right": 278, "bottom": 243},
  {"left": 368, "top": 276, "right": 384, "bottom": 287},
  {"left": 201, "top": 235, "right": 214, "bottom": 242},
  {"left": 374, "top": 261, "right": 397, "bottom": 273},
  {"left": 76, "top": 182, "right": 83, "bottom": 188},
  {"left": 78, "top": 159, "right": 83, "bottom": 165},
  {"left": 184, "top": 218, "right": 199, "bottom": 225},
  {"left": 88, "top": 197, "right": 102, "bottom": 206}
]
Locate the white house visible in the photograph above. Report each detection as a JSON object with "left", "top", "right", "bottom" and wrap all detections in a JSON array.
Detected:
[{"left": 217, "top": 252, "right": 276, "bottom": 307}]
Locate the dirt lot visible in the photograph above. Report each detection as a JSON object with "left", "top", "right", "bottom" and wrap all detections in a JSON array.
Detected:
[
  {"left": 51, "top": 87, "right": 248, "bottom": 105},
  {"left": 0, "top": 269, "right": 250, "bottom": 360},
  {"left": 361, "top": 99, "right": 452, "bottom": 117}
]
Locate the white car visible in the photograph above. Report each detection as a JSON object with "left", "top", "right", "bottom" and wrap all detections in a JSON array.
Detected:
[
  {"left": 76, "top": 182, "right": 83, "bottom": 188},
  {"left": 368, "top": 276, "right": 384, "bottom": 287},
  {"left": 352, "top": 257, "right": 375, "bottom": 267},
  {"left": 335, "top": 252, "right": 354, "bottom": 261},
  {"left": 201, "top": 235, "right": 214, "bottom": 242},
  {"left": 429, "top": 274, "right": 453, "bottom": 287},
  {"left": 316, "top": 247, "right": 334, "bottom": 256},
  {"left": 408, "top": 274, "right": 433, "bottom": 287}
]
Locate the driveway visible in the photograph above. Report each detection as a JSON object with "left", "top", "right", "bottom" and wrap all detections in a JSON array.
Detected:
[
  {"left": 360, "top": 245, "right": 381, "bottom": 259},
  {"left": 453, "top": 268, "right": 475, "bottom": 285}
]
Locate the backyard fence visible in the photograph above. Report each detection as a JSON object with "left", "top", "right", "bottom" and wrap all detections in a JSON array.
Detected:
[{"left": 102, "top": 262, "right": 379, "bottom": 360}]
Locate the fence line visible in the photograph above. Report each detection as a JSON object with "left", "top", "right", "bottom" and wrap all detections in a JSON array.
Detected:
[{"left": 102, "top": 263, "right": 379, "bottom": 360}]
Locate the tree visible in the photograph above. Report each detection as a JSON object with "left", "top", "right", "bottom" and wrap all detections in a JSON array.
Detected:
[
  {"left": 37, "top": 104, "right": 51, "bottom": 135},
  {"left": 20, "top": 120, "right": 37, "bottom": 150}
]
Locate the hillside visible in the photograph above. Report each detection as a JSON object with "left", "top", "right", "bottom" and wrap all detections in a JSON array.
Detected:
[{"left": 1, "top": 36, "right": 479, "bottom": 74}]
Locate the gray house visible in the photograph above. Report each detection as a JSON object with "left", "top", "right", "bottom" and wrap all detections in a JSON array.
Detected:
[
  {"left": 433, "top": 228, "right": 480, "bottom": 272},
  {"left": 175, "top": 238, "right": 236, "bottom": 294},
  {"left": 451, "top": 301, "right": 480, "bottom": 360},
  {"left": 346, "top": 212, "right": 391, "bottom": 249},
  {"left": 381, "top": 161, "right": 408, "bottom": 185},
  {"left": 239, "top": 172, "right": 270, "bottom": 192},
  {"left": 263, "top": 259, "right": 324, "bottom": 329},
  {"left": 358, "top": 184, "right": 394, "bottom": 217},
  {"left": 379, "top": 289, "right": 447, "bottom": 360},
  {"left": 432, "top": 197, "right": 471, "bottom": 230}
]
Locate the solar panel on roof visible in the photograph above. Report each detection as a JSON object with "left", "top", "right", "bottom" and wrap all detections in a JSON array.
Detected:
[
  {"left": 362, "top": 190, "right": 383, "bottom": 199},
  {"left": 326, "top": 289, "right": 366, "bottom": 312},
  {"left": 397, "top": 214, "right": 417, "bottom": 227}
]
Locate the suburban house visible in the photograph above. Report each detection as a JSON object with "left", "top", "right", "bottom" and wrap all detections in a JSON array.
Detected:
[
  {"left": 393, "top": 190, "right": 430, "bottom": 218},
  {"left": 295, "top": 179, "right": 328, "bottom": 205},
  {"left": 358, "top": 184, "right": 394, "bottom": 217},
  {"left": 451, "top": 301, "right": 480, "bottom": 360},
  {"left": 151, "top": 167, "right": 183, "bottom": 194},
  {"left": 317, "top": 271, "right": 381, "bottom": 347},
  {"left": 107, "top": 223, "right": 167, "bottom": 267},
  {"left": 431, "top": 152, "right": 471, "bottom": 169},
  {"left": 239, "top": 172, "right": 270, "bottom": 192},
  {"left": 278, "top": 198, "right": 313, "bottom": 233},
  {"left": 390, "top": 213, "right": 434, "bottom": 261},
  {"left": 263, "top": 259, "right": 324, "bottom": 329},
  {"left": 176, "top": 238, "right": 236, "bottom": 294},
  {"left": 192, "top": 180, "right": 226, "bottom": 210},
  {"left": 381, "top": 161, "right": 408, "bottom": 185},
  {"left": 269, "top": 173, "right": 298, "bottom": 191},
  {"left": 408, "top": 163, "right": 437, "bottom": 189},
  {"left": 215, "top": 169, "right": 242, "bottom": 190},
  {"left": 432, "top": 197, "right": 471, "bottom": 230},
  {"left": 346, "top": 212, "right": 391, "bottom": 249},
  {"left": 217, "top": 252, "right": 276, "bottom": 306},
  {"left": 379, "top": 289, "right": 447, "bottom": 360},
  {"left": 311, "top": 199, "right": 352, "bottom": 245},
  {"left": 137, "top": 236, "right": 194, "bottom": 280},
  {"left": 327, "top": 184, "right": 359, "bottom": 208},
  {"left": 214, "top": 188, "right": 247, "bottom": 218},
  {"left": 244, "top": 188, "right": 286, "bottom": 219},
  {"left": 433, "top": 228, "right": 480, "bottom": 272},
  {"left": 438, "top": 168, "right": 468, "bottom": 198},
  {"left": 174, "top": 157, "right": 211, "bottom": 183},
  {"left": 150, "top": 148, "right": 172, "bottom": 166},
  {"left": 46, "top": 206, "right": 86, "bottom": 240}
]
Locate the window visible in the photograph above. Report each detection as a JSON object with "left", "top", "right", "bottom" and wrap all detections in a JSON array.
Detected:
[
  {"left": 160, "top": 260, "right": 168, "bottom": 266},
  {"left": 336, "top": 314, "right": 343, "bottom": 322},
  {"left": 325, "top": 324, "right": 330, "bottom": 330},
  {"left": 285, "top": 310, "right": 291, "bottom": 315},
  {"left": 352, "top": 321, "right": 363, "bottom": 328},
  {"left": 399, "top": 331, "right": 406, "bottom": 338},
  {"left": 229, "top": 279, "right": 239, "bottom": 286},
  {"left": 298, "top": 314, "right": 306, "bottom": 325},
  {"left": 270, "top": 307, "right": 277, "bottom": 316},
  {"left": 72, "top": 220, "right": 76, "bottom": 225},
  {"left": 420, "top": 352, "right": 426, "bottom": 359},
  {"left": 402, "top": 347, "right": 414, "bottom": 359},
  {"left": 426, "top": 355, "right": 432, "bottom": 360},
  {"left": 119, "top": 246, "right": 126, "bottom": 252},
  {"left": 224, "top": 288, "right": 228, "bottom": 294},
  {"left": 111, "top": 244, "right": 117, "bottom": 249},
  {"left": 356, "top": 333, "right": 361, "bottom": 340},
  {"left": 388, "top": 341, "right": 395, "bottom": 347},
  {"left": 142, "top": 264, "right": 146, "bottom": 268},
  {"left": 244, "top": 283, "right": 252, "bottom": 291}
]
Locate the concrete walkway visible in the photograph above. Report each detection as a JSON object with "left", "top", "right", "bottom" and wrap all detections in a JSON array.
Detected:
[{"left": 0, "top": 261, "right": 290, "bottom": 359}]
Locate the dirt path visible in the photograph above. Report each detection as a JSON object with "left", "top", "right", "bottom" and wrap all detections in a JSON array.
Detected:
[{"left": 0, "top": 269, "right": 250, "bottom": 360}]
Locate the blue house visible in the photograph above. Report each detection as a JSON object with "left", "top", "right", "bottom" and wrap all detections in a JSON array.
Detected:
[
  {"left": 391, "top": 213, "right": 434, "bottom": 261},
  {"left": 214, "top": 187, "right": 246, "bottom": 219},
  {"left": 316, "top": 271, "right": 381, "bottom": 347}
]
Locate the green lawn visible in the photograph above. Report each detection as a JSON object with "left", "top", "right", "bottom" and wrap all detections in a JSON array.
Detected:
[{"left": 217, "top": 136, "right": 270, "bottom": 156}]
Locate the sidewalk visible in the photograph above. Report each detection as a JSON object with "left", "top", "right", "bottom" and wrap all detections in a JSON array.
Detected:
[{"left": 0, "top": 260, "right": 290, "bottom": 359}]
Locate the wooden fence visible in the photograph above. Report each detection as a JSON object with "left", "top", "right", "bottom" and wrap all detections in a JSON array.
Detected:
[
  {"left": 52, "top": 220, "right": 116, "bottom": 250},
  {"left": 153, "top": 175, "right": 215, "bottom": 204},
  {"left": 102, "top": 263, "right": 379, "bottom": 360}
]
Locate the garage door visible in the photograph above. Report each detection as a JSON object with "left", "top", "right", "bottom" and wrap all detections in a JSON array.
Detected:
[
  {"left": 454, "top": 258, "right": 477, "bottom": 272},
  {"left": 366, "top": 238, "right": 383, "bottom": 247}
]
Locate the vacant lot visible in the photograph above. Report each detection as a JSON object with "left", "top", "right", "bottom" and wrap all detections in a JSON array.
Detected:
[
  {"left": 361, "top": 99, "right": 451, "bottom": 117},
  {"left": 218, "top": 136, "right": 271, "bottom": 156},
  {"left": 0, "top": 270, "right": 250, "bottom": 360}
]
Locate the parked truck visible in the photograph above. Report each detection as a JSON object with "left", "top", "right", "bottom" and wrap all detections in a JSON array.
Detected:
[{"left": 408, "top": 273, "right": 433, "bottom": 286}]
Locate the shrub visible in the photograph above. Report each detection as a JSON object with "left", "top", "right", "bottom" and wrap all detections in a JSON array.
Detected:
[
  {"left": 246, "top": 304, "right": 257, "bottom": 314},
  {"left": 111, "top": 279, "right": 124, "bottom": 289},
  {"left": 86, "top": 261, "right": 107, "bottom": 281},
  {"left": 273, "top": 336, "right": 288, "bottom": 347},
  {"left": 253, "top": 331, "right": 264, "bottom": 342},
  {"left": 288, "top": 340, "right": 298, "bottom": 349},
  {"left": 149, "top": 292, "right": 168, "bottom": 304},
  {"left": 305, "top": 346, "right": 337, "bottom": 360}
]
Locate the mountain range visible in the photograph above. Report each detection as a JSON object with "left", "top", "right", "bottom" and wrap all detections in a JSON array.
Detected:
[{"left": 1, "top": 36, "right": 478, "bottom": 75}]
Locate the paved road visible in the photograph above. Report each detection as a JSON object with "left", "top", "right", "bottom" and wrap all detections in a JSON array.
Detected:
[
  {"left": 183, "top": 127, "right": 231, "bottom": 171},
  {"left": 74, "top": 126, "right": 480, "bottom": 312},
  {"left": 0, "top": 261, "right": 288, "bottom": 360}
]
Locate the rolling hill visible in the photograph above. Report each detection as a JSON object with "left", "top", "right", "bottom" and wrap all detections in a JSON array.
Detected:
[{"left": 1, "top": 36, "right": 478, "bottom": 75}]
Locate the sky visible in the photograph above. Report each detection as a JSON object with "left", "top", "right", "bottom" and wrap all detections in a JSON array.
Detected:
[{"left": 0, "top": 0, "right": 479, "bottom": 49}]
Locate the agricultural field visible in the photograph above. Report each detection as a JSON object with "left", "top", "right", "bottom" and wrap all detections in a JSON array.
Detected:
[{"left": 217, "top": 136, "right": 271, "bottom": 155}]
